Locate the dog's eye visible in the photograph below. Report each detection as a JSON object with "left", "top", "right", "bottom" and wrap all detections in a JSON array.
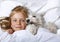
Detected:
[{"left": 33, "top": 16, "right": 36, "bottom": 17}]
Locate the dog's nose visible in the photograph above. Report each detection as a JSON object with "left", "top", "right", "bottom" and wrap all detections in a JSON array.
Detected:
[
  {"left": 30, "top": 22, "right": 33, "bottom": 24},
  {"left": 27, "top": 19, "right": 30, "bottom": 23}
]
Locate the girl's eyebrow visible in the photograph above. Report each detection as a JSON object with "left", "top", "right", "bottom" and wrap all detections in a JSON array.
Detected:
[
  {"left": 11, "top": 18, "right": 25, "bottom": 20},
  {"left": 11, "top": 17, "right": 19, "bottom": 19}
]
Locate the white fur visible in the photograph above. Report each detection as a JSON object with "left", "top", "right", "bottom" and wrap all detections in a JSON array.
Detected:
[
  {"left": 26, "top": 12, "right": 45, "bottom": 35},
  {"left": 26, "top": 24, "right": 37, "bottom": 35},
  {"left": 57, "top": 29, "right": 60, "bottom": 35},
  {"left": 45, "top": 22, "right": 57, "bottom": 34}
]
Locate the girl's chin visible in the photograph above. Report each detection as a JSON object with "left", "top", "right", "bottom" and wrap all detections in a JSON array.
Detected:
[{"left": 13, "top": 28, "right": 24, "bottom": 31}]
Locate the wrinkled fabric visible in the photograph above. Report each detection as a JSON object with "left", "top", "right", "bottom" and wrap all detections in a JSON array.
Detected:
[
  {"left": 0, "top": 30, "right": 38, "bottom": 42},
  {"left": 0, "top": 27, "right": 60, "bottom": 42},
  {"left": 12, "top": 30, "right": 37, "bottom": 42},
  {"left": 0, "top": 29, "right": 13, "bottom": 42},
  {"left": 35, "top": 28, "right": 60, "bottom": 42}
]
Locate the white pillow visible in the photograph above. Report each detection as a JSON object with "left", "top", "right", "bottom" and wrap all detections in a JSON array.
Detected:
[{"left": 0, "top": 1, "right": 22, "bottom": 17}]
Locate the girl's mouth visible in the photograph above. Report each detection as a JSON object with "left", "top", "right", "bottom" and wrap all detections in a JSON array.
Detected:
[
  {"left": 15, "top": 26, "right": 21, "bottom": 28},
  {"left": 15, "top": 25, "right": 21, "bottom": 28}
]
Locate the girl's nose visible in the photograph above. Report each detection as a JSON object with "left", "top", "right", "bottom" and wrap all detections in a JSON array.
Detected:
[{"left": 17, "top": 20, "right": 21, "bottom": 25}]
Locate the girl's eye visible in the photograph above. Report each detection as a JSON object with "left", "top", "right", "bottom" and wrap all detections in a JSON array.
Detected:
[
  {"left": 21, "top": 20, "right": 26, "bottom": 22},
  {"left": 13, "top": 20, "right": 17, "bottom": 22}
]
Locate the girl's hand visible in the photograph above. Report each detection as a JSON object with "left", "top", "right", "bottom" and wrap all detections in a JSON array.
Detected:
[{"left": 7, "top": 29, "right": 14, "bottom": 34}]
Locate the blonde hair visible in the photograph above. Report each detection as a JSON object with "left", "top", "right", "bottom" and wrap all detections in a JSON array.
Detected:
[{"left": 9, "top": 6, "right": 28, "bottom": 18}]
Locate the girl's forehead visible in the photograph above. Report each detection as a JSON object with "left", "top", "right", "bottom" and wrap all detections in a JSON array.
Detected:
[{"left": 11, "top": 13, "right": 26, "bottom": 19}]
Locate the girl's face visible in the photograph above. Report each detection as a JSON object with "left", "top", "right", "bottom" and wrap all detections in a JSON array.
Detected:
[{"left": 11, "top": 12, "right": 26, "bottom": 31}]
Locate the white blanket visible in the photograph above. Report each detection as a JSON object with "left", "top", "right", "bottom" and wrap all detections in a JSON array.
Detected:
[
  {"left": 0, "top": 29, "right": 13, "bottom": 42},
  {"left": 0, "top": 28, "right": 60, "bottom": 42},
  {"left": 12, "top": 30, "right": 37, "bottom": 42},
  {"left": 0, "top": 29, "right": 37, "bottom": 42},
  {"left": 35, "top": 28, "right": 60, "bottom": 42}
]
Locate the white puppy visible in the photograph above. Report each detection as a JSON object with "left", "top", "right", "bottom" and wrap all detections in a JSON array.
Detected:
[
  {"left": 26, "top": 13, "right": 38, "bottom": 35},
  {"left": 26, "top": 12, "right": 45, "bottom": 35}
]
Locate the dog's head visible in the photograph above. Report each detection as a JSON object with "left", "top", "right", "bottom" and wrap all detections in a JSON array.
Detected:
[
  {"left": 0, "top": 17, "right": 11, "bottom": 30},
  {"left": 26, "top": 13, "right": 39, "bottom": 26},
  {"left": 26, "top": 13, "right": 45, "bottom": 27}
]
